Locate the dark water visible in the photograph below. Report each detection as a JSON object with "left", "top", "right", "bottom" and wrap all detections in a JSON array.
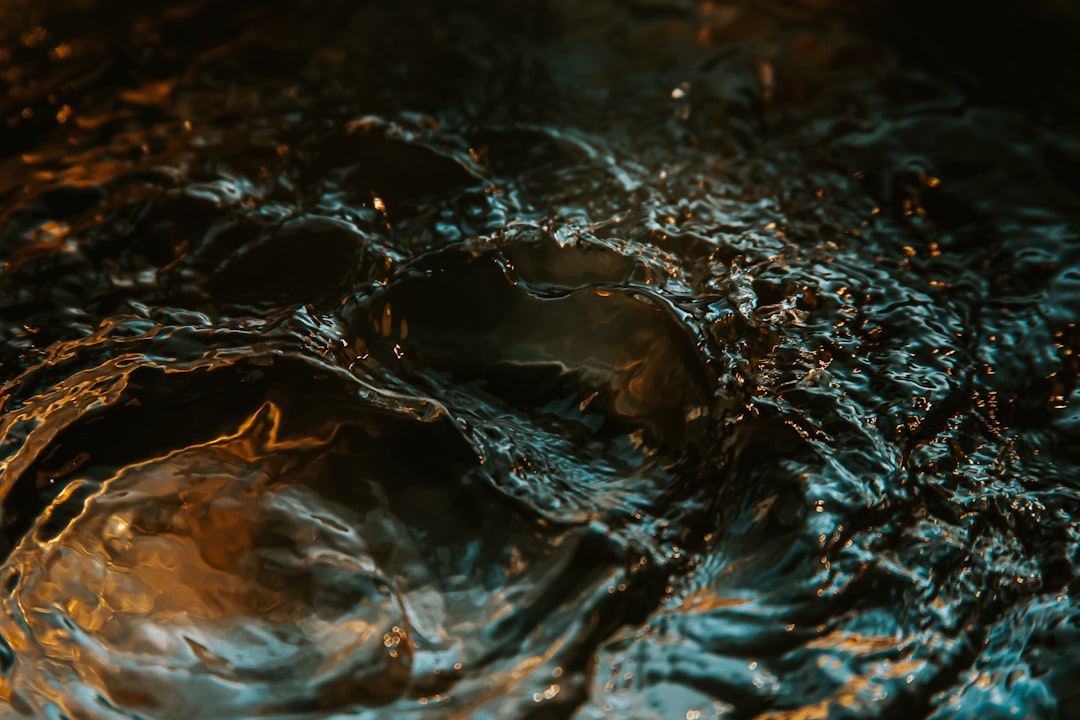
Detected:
[{"left": 0, "top": 1, "right": 1079, "bottom": 717}]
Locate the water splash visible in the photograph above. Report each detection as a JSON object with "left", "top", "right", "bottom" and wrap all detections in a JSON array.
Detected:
[{"left": 0, "top": 1, "right": 1078, "bottom": 718}]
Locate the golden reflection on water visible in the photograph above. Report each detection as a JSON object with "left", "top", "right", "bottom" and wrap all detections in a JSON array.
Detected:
[{"left": 2, "top": 402, "right": 413, "bottom": 713}]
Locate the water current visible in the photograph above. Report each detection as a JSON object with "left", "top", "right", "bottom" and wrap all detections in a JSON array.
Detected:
[{"left": 0, "top": 1, "right": 1079, "bottom": 717}]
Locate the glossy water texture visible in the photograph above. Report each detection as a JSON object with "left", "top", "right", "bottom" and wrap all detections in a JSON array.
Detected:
[{"left": 1, "top": 1, "right": 1079, "bottom": 718}]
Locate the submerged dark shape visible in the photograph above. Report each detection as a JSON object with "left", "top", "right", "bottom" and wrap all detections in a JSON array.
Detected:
[{"left": 0, "top": 0, "right": 1078, "bottom": 718}]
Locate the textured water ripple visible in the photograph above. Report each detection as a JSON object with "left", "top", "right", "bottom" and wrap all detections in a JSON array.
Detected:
[{"left": 0, "top": 1, "right": 1077, "bottom": 718}]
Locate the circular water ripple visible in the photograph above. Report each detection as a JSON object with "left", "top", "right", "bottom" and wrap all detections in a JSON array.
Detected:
[
  {"left": 0, "top": 384, "right": 637, "bottom": 717},
  {"left": 5, "top": 434, "right": 411, "bottom": 716}
]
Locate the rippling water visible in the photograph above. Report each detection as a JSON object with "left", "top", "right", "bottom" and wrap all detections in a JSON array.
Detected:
[{"left": 1, "top": 1, "right": 1079, "bottom": 717}]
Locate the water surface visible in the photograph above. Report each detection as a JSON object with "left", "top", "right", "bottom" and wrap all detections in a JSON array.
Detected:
[{"left": 0, "top": 1, "right": 1079, "bottom": 718}]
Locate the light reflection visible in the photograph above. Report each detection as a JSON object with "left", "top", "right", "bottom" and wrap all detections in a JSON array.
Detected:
[
  {"left": 0, "top": 0, "right": 1074, "bottom": 716},
  {"left": 1, "top": 403, "right": 412, "bottom": 714}
]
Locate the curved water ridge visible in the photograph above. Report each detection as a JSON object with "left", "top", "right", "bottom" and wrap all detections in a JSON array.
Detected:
[{"left": 0, "top": 0, "right": 1079, "bottom": 718}]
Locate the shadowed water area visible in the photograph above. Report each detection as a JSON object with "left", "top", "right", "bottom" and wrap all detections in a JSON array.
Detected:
[{"left": 0, "top": 1, "right": 1079, "bottom": 717}]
